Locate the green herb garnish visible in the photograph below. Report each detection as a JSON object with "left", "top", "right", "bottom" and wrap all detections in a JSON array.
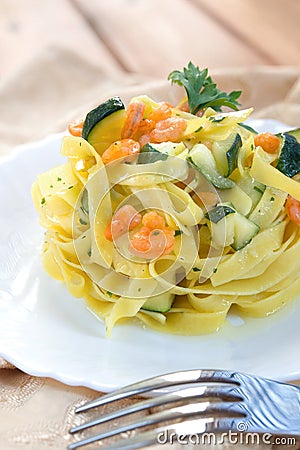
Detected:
[
  {"left": 168, "top": 62, "right": 241, "bottom": 115},
  {"left": 41, "top": 197, "right": 46, "bottom": 205}
]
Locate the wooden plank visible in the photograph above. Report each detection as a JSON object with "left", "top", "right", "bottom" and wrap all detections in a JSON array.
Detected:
[
  {"left": 73, "top": 0, "right": 266, "bottom": 77},
  {"left": 194, "top": 0, "right": 300, "bottom": 65},
  {"left": 0, "top": 0, "right": 121, "bottom": 82}
]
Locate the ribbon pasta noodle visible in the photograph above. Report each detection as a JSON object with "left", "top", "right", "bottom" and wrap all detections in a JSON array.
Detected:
[{"left": 32, "top": 89, "right": 300, "bottom": 337}]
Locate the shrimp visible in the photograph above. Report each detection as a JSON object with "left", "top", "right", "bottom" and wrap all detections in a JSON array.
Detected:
[
  {"left": 105, "top": 205, "right": 142, "bottom": 241},
  {"left": 285, "top": 195, "right": 300, "bottom": 227},
  {"left": 150, "top": 117, "right": 187, "bottom": 143},
  {"left": 148, "top": 102, "right": 172, "bottom": 122},
  {"left": 254, "top": 132, "right": 280, "bottom": 154},
  {"left": 138, "top": 134, "right": 151, "bottom": 146},
  {"left": 142, "top": 211, "right": 165, "bottom": 229},
  {"left": 130, "top": 228, "right": 175, "bottom": 259},
  {"left": 129, "top": 211, "right": 175, "bottom": 259},
  {"left": 125, "top": 102, "right": 173, "bottom": 145},
  {"left": 68, "top": 118, "right": 84, "bottom": 136},
  {"left": 101, "top": 139, "right": 140, "bottom": 165},
  {"left": 121, "top": 101, "right": 146, "bottom": 139}
]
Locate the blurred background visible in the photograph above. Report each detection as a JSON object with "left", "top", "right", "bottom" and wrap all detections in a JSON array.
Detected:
[
  {"left": 1, "top": 0, "right": 300, "bottom": 151},
  {"left": 1, "top": 0, "right": 300, "bottom": 84}
]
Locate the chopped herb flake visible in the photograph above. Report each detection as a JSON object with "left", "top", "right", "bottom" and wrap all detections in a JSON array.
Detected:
[
  {"left": 174, "top": 229, "right": 183, "bottom": 237},
  {"left": 194, "top": 126, "right": 203, "bottom": 133},
  {"left": 57, "top": 177, "right": 62, "bottom": 181},
  {"left": 68, "top": 185, "right": 74, "bottom": 189},
  {"left": 79, "top": 218, "right": 87, "bottom": 225},
  {"left": 41, "top": 197, "right": 46, "bottom": 205},
  {"left": 270, "top": 196, "right": 275, "bottom": 202},
  {"left": 87, "top": 249, "right": 91, "bottom": 257},
  {"left": 138, "top": 288, "right": 141, "bottom": 292},
  {"left": 50, "top": 184, "right": 53, "bottom": 188},
  {"left": 213, "top": 268, "right": 218, "bottom": 273},
  {"left": 106, "top": 291, "right": 113, "bottom": 297},
  {"left": 192, "top": 267, "right": 201, "bottom": 272}
]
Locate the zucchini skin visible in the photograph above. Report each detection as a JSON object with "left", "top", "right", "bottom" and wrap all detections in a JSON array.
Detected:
[
  {"left": 82, "top": 96, "right": 125, "bottom": 140},
  {"left": 226, "top": 133, "right": 242, "bottom": 176},
  {"left": 188, "top": 144, "right": 235, "bottom": 189},
  {"left": 138, "top": 143, "right": 168, "bottom": 164},
  {"left": 205, "top": 205, "right": 235, "bottom": 223},
  {"left": 276, "top": 133, "right": 300, "bottom": 178}
]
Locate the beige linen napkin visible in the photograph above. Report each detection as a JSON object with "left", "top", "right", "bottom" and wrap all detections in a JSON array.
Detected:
[{"left": 0, "top": 48, "right": 300, "bottom": 449}]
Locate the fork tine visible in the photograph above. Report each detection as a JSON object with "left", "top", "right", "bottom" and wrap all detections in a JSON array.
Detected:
[
  {"left": 68, "top": 401, "right": 246, "bottom": 449},
  {"left": 70, "top": 385, "right": 242, "bottom": 434},
  {"left": 75, "top": 369, "right": 238, "bottom": 413},
  {"left": 70, "top": 420, "right": 204, "bottom": 450},
  {"left": 84, "top": 417, "right": 240, "bottom": 450}
]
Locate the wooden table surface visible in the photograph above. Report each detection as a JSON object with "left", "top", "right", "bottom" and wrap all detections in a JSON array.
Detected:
[{"left": 1, "top": 0, "right": 300, "bottom": 84}]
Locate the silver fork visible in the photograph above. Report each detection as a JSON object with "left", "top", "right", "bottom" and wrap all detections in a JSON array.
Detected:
[{"left": 68, "top": 369, "right": 300, "bottom": 449}]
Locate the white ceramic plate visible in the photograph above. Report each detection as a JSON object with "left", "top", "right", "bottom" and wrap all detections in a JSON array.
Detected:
[{"left": 0, "top": 119, "right": 299, "bottom": 392}]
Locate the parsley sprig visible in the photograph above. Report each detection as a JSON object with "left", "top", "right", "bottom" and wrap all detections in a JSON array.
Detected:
[{"left": 168, "top": 62, "right": 241, "bottom": 115}]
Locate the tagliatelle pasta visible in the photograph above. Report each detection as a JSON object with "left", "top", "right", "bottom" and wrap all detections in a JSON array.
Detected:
[{"left": 32, "top": 65, "right": 300, "bottom": 337}]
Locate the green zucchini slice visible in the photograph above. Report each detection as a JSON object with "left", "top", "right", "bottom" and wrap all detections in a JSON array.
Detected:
[
  {"left": 141, "top": 292, "right": 175, "bottom": 313},
  {"left": 212, "top": 133, "right": 242, "bottom": 176},
  {"left": 205, "top": 205, "right": 235, "bottom": 223},
  {"left": 276, "top": 128, "right": 300, "bottom": 142},
  {"left": 188, "top": 144, "right": 235, "bottom": 189},
  {"left": 138, "top": 143, "right": 168, "bottom": 164},
  {"left": 276, "top": 133, "right": 300, "bottom": 178},
  {"left": 82, "top": 96, "right": 126, "bottom": 154},
  {"left": 206, "top": 203, "right": 259, "bottom": 250},
  {"left": 231, "top": 213, "right": 259, "bottom": 251}
]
